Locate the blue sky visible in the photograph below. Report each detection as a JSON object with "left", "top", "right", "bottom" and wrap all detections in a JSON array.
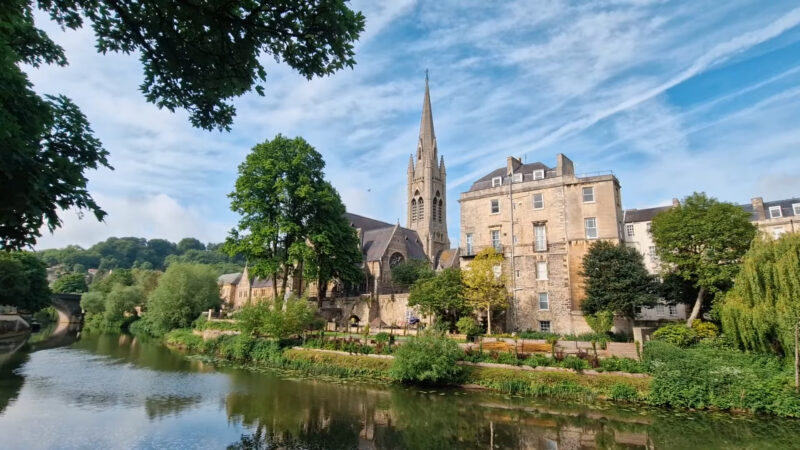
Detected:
[{"left": 28, "top": 0, "right": 800, "bottom": 249}]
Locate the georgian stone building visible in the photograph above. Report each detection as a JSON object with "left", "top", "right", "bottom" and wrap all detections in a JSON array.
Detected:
[
  {"left": 743, "top": 196, "right": 800, "bottom": 238},
  {"left": 459, "top": 154, "right": 624, "bottom": 334}
]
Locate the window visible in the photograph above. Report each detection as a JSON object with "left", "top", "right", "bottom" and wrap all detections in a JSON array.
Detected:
[
  {"left": 794, "top": 203, "right": 800, "bottom": 216},
  {"left": 582, "top": 186, "right": 594, "bottom": 203},
  {"left": 492, "top": 176, "right": 502, "bottom": 187},
  {"left": 533, "top": 169, "right": 545, "bottom": 180},
  {"left": 418, "top": 198, "right": 424, "bottom": 220},
  {"left": 655, "top": 304, "right": 665, "bottom": 315},
  {"left": 491, "top": 230, "right": 501, "bottom": 251},
  {"left": 534, "top": 224, "right": 547, "bottom": 251},
  {"left": 411, "top": 199, "right": 417, "bottom": 222},
  {"left": 492, "top": 264, "right": 502, "bottom": 279},
  {"left": 648, "top": 246, "right": 657, "bottom": 260},
  {"left": 539, "top": 292, "right": 549, "bottom": 310},
  {"left": 668, "top": 305, "right": 677, "bottom": 317},
  {"left": 515, "top": 270, "right": 520, "bottom": 278},
  {"left": 466, "top": 233, "right": 473, "bottom": 255},
  {"left": 539, "top": 320, "right": 551, "bottom": 333},
  {"left": 625, "top": 223, "right": 635, "bottom": 238},
  {"left": 532, "top": 193, "right": 544, "bottom": 210},
  {"left": 536, "top": 261, "right": 548, "bottom": 280},
  {"left": 646, "top": 222, "right": 652, "bottom": 233},
  {"left": 512, "top": 235, "right": 519, "bottom": 245},
  {"left": 512, "top": 173, "right": 522, "bottom": 183},
  {"left": 584, "top": 217, "right": 598, "bottom": 239},
  {"left": 769, "top": 205, "right": 782, "bottom": 218},
  {"left": 490, "top": 199, "right": 500, "bottom": 214}
]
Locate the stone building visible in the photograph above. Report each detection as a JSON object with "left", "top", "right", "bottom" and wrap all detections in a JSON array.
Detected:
[
  {"left": 218, "top": 266, "right": 278, "bottom": 309},
  {"left": 743, "top": 196, "right": 800, "bottom": 238},
  {"left": 459, "top": 154, "right": 624, "bottom": 333}
]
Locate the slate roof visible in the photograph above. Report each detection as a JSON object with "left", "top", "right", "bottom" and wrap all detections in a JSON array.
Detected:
[
  {"left": 468, "top": 162, "right": 551, "bottom": 192},
  {"left": 740, "top": 197, "right": 800, "bottom": 221},
  {"left": 361, "top": 225, "right": 426, "bottom": 262},
  {"left": 436, "top": 248, "right": 460, "bottom": 269},
  {"left": 344, "top": 212, "right": 394, "bottom": 232},
  {"left": 624, "top": 205, "right": 673, "bottom": 223},
  {"left": 218, "top": 272, "right": 241, "bottom": 285}
]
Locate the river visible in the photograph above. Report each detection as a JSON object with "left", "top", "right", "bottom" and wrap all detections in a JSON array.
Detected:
[{"left": 0, "top": 330, "right": 798, "bottom": 449}]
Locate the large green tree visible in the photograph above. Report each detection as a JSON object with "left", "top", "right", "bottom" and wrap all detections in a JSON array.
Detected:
[
  {"left": 721, "top": 233, "right": 800, "bottom": 354},
  {"left": 0, "top": 251, "right": 50, "bottom": 311},
  {"left": 1, "top": 0, "right": 364, "bottom": 249},
  {"left": 580, "top": 240, "right": 658, "bottom": 319},
  {"left": 462, "top": 248, "right": 508, "bottom": 334},
  {"left": 51, "top": 273, "right": 88, "bottom": 294},
  {"left": 391, "top": 259, "right": 434, "bottom": 287},
  {"left": 651, "top": 193, "right": 756, "bottom": 325},
  {"left": 408, "top": 268, "right": 467, "bottom": 327},
  {"left": 143, "top": 263, "right": 220, "bottom": 335},
  {"left": 225, "top": 135, "right": 347, "bottom": 298}
]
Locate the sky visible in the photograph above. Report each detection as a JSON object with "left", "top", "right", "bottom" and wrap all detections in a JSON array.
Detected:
[{"left": 27, "top": 0, "right": 800, "bottom": 250}]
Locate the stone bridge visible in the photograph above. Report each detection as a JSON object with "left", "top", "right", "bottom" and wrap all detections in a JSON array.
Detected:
[{"left": 50, "top": 293, "right": 83, "bottom": 324}]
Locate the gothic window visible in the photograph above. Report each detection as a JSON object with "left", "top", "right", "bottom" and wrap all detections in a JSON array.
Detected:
[
  {"left": 411, "top": 199, "right": 417, "bottom": 222},
  {"left": 438, "top": 199, "right": 443, "bottom": 223},
  {"left": 389, "top": 252, "right": 405, "bottom": 268},
  {"left": 432, "top": 199, "right": 437, "bottom": 223},
  {"left": 418, "top": 198, "right": 424, "bottom": 220}
]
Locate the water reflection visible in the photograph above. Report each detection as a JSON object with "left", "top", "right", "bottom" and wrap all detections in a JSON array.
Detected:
[{"left": 1, "top": 333, "right": 799, "bottom": 449}]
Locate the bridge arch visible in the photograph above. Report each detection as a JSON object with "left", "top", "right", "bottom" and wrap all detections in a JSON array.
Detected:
[{"left": 50, "top": 293, "right": 83, "bottom": 324}]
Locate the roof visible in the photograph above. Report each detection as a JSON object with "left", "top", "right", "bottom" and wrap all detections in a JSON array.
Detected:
[
  {"left": 361, "top": 225, "right": 426, "bottom": 262},
  {"left": 251, "top": 277, "right": 273, "bottom": 289},
  {"left": 624, "top": 205, "right": 673, "bottom": 223},
  {"left": 741, "top": 197, "right": 800, "bottom": 221},
  {"left": 344, "top": 212, "right": 394, "bottom": 232},
  {"left": 468, "top": 162, "right": 551, "bottom": 192},
  {"left": 218, "top": 272, "right": 241, "bottom": 285},
  {"left": 436, "top": 248, "right": 460, "bottom": 270}
]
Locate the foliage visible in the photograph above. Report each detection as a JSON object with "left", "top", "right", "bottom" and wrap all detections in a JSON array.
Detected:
[
  {"left": 408, "top": 268, "right": 467, "bottom": 326},
  {"left": 391, "top": 259, "right": 434, "bottom": 286},
  {"left": 651, "top": 192, "right": 756, "bottom": 324},
  {"left": 721, "top": 233, "right": 800, "bottom": 354},
  {"left": 462, "top": 247, "right": 508, "bottom": 334},
  {"left": 226, "top": 135, "right": 352, "bottom": 298},
  {"left": 652, "top": 324, "right": 697, "bottom": 348},
  {"left": 0, "top": 251, "right": 50, "bottom": 311},
  {"left": 177, "top": 238, "right": 205, "bottom": 253},
  {"left": 584, "top": 310, "right": 615, "bottom": 335},
  {"left": 51, "top": 273, "right": 88, "bottom": 294},
  {"left": 237, "top": 298, "right": 315, "bottom": 339},
  {"left": 598, "top": 357, "right": 646, "bottom": 374},
  {"left": 691, "top": 320, "right": 718, "bottom": 341},
  {"left": 580, "top": 241, "right": 658, "bottom": 318},
  {"left": 142, "top": 263, "right": 220, "bottom": 336},
  {"left": 82, "top": 284, "right": 143, "bottom": 331},
  {"left": 608, "top": 383, "right": 640, "bottom": 401},
  {"left": 1, "top": 0, "right": 364, "bottom": 248},
  {"left": 456, "top": 316, "right": 482, "bottom": 338},
  {"left": 390, "top": 333, "right": 464, "bottom": 385},
  {"left": 643, "top": 341, "right": 800, "bottom": 416}
]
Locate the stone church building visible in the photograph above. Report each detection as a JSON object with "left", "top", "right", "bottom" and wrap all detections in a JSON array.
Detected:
[{"left": 219, "top": 78, "right": 459, "bottom": 319}]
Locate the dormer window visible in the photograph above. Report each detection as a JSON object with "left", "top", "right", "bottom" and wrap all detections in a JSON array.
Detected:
[
  {"left": 512, "top": 173, "right": 522, "bottom": 183},
  {"left": 793, "top": 203, "right": 800, "bottom": 216},
  {"left": 533, "top": 169, "right": 544, "bottom": 180},
  {"left": 769, "top": 206, "right": 782, "bottom": 219},
  {"left": 492, "top": 176, "right": 502, "bottom": 187}
]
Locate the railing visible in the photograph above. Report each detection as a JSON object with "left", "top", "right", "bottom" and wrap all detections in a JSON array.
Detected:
[{"left": 460, "top": 244, "right": 507, "bottom": 257}]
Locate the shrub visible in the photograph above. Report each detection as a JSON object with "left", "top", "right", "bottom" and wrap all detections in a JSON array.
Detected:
[
  {"left": 691, "top": 320, "right": 718, "bottom": 341},
  {"left": 561, "top": 355, "right": 589, "bottom": 371},
  {"left": 163, "top": 328, "right": 203, "bottom": 351},
  {"left": 608, "top": 383, "right": 639, "bottom": 401},
  {"left": 374, "top": 332, "right": 390, "bottom": 344},
  {"left": 456, "top": 316, "right": 482, "bottom": 338},
  {"left": 390, "top": 332, "right": 464, "bottom": 385},
  {"left": 144, "top": 264, "right": 220, "bottom": 335},
  {"left": 652, "top": 324, "right": 697, "bottom": 348},
  {"left": 599, "top": 356, "right": 646, "bottom": 374},
  {"left": 522, "top": 354, "right": 552, "bottom": 368}
]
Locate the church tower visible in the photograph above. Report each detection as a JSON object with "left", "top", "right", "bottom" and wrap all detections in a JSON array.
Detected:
[{"left": 407, "top": 75, "right": 450, "bottom": 262}]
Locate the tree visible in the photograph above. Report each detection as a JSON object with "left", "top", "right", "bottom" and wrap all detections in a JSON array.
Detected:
[
  {"left": 304, "top": 183, "right": 363, "bottom": 304},
  {"left": 408, "top": 268, "right": 467, "bottom": 327},
  {"left": 1, "top": 0, "right": 364, "bottom": 249},
  {"left": 237, "top": 297, "right": 314, "bottom": 339},
  {"left": 651, "top": 193, "right": 756, "bottom": 325},
  {"left": 177, "top": 238, "right": 205, "bottom": 254},
  {"left": 144, "top": 263, "right": 220, "bottom": 334},
  {"left": 226, "top": 135, "right": 329, "bottom": 298},
  {"left": 0, "top": 251, "right": 50, "bottom": 311},
  {"left": 391, "top": 259, "right": 434, "bottom": 287},
  {"left": 462, "top": 248, "right": 508, "bottom": 334},
  {"left": 580, "top": 241, "right": 658, "bottom": 319},
  {"left": 584, "top": 310, "right": 615, "bottom": 335},
  {"left": 51, "top": 273, "right": 88, "bottom": 294},
  {"left": 721, "top": 233, "right": 800, "bottom": 355}
]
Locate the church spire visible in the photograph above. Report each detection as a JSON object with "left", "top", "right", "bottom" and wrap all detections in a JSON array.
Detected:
[{"left": 418, "top": 72, "right": 436, "bottom": 163}]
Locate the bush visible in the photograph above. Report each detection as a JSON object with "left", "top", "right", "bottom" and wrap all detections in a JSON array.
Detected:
[
  {"left": 608, "top": 383, "right": 639, "bottom": 401},
  {"left": 238, "top": 297, "right": 314, "bottom": 339},
  {"left": 599, "top": 356, "right": 646, "bottom": 373},
  {"left": 691, "top": 320, "right": 718, "bottom": 341},
  {"left": 143, "top": 264, "right": 220, "bottom": 335},
  {"left": 561, "top": 355, "right": 589, "bottom": 371},
  {"left": 374, "top": 332, "right": 390, "bottom": 344},
  {"left": 390, "top": 332, "right": 464, "bottom": 385},
  {"left": 456, "top": 316, "right": 482, "bottom": 337},
  {"left": 652, "top": 324, "right": 697, "bottom": 348},
  {"left": 522, "top": 354, "right": 552, "bottom": 368}
]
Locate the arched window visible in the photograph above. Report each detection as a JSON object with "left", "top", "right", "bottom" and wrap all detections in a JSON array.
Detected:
[
  {"left": 411, "top": 199, "right": 417, "bottom": 222},
  {"left": 438, "top": 199, "right": 443, "bottom": 223},
  {"left": 389, "top": 252, "right": 405, "bottom": 268},
  {"left": 418, "top": 198, "right": 424, "bottom": 220},
  {"left": 431, "top": 199, "right": 437, "bottom": 224}
]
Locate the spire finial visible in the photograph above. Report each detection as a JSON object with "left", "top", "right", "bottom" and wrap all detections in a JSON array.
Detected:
[{"left": 425, "top": 69, "right": 429, "bottom": 84}]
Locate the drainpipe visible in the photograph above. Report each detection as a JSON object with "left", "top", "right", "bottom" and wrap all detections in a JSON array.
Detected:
[{"left": 509, "top": 167, "right": 518, "bottom": 332}]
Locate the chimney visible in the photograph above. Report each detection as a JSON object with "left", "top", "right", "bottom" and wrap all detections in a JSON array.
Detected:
[
  {"left": 671, "top": 198, "right": 680, "bottom": 208},
  {"left": 556, "top": 154, "right": 574, "bottom": 177},
  {"left": 751, "top": 197, "right": 765, "bottom": 220},
  {"left": 506, "top": 156, "right": 522, "bottom": 176}
]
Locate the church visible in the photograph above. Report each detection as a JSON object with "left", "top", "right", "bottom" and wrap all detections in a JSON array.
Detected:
[{"left": 219, "top": 78, "right": 458, "bottom": 309}]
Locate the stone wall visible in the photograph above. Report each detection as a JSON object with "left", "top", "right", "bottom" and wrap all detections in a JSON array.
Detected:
[{"left": 321, "top": 293, "right": 427, "bottom": 327}]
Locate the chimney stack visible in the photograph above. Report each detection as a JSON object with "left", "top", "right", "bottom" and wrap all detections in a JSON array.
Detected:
[
  {"left": 751, "top": 197, "right": 765, "bottom": 220},
  {"left": 672, "top": 198, "right": 680, "bottom": 208},
  {"left": 556, "top": 154, "right": 574, "bottom": 177},
  {"left": 506, "top": 156, "right": 522, "bottom": 176}
]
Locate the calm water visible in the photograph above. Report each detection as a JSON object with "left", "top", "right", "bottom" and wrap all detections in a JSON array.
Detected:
[{"left": 0, "top": 330, "right": 798, "bottom": 449}]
